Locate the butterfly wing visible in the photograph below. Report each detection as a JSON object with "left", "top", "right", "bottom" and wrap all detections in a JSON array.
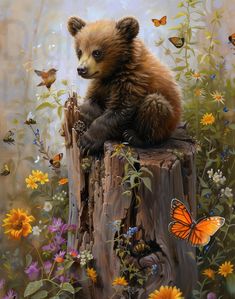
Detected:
[
  {"left": 168, "top": 221, "right": 191, "bottom": 240},
  {"left": 169, "top": 199, "right": 193, "bottom": 240},
  {"left": 152, "top": 19, "right": 161, "bottom": 27},
  {"left": 50, "top": 153, "right": 63, "bottom": 168},
  {"left": 169, "top": 37, "right": 185, "bottom": 48},
  {"left": 160, "top": 16, "right": 167, "bottom": 25},
  {"left": 170, "top": 198, "right": 193, "bottom": 225},
  {"left": 189, "top": 217, "right": 225, "bottom": 246}
]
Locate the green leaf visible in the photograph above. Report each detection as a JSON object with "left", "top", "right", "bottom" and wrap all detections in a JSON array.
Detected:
[
  {"left": 25, "top": 254, "right": 33, "bottom": 267},
  {"left": 140, "top": 166, "right": 153, "bottom": 177},
  {"left": 64, "top": 260, "right": 74, "bottom": 271},
  {"left": 36, "top": 102, "right": 56, "bottom": 111},
  {"left": 57, "top": 90, "right": 67, "bottom": 97},
  {"left": 57, "top": 106, "right": 63, "bottom": 119},
  {"left": 61, "top": 282, "right": 75, "bottom": 294},
  {"left": 31, "top": 290, "right": 48, "bottom": 299},
  {"left": 173, "top": 11, "right": 188, "bottom": 19},
  {"left": 172, "top": 66, "right": 187, "bottom": 71},
  {"left": 24, "top": 280, "right": 43, "bottom": 297},
  {"left": 198, "top": 177, "right": 208, "bottom": 188},
  {"left": 141, "top": 177, "right": 152, "bottom": 192}
]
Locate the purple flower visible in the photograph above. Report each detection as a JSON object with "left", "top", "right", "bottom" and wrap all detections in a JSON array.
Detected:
[
  {"left": 207, "top": 292, "right": 217, "bottom": 299},
  {"left": 25, "top": 262, "right": 40, "bottom": 281},
  {"left": 55, "top": 251, "right": 66, "bottom": 263},
  {"left": 0, "top": 279, "right": 5, "bottom": 290},
  {"left": 54, "top": 235, "right": 66, "bottom": 246},
  {"left": 210, "top": 74, "right": 216, "bottom": 80},
  {"left": 60, "top": 224, "right": 69, "bottom": 234},
  {"left": 42, "top": 242, "right": 59, "bottom": 252},
  {"left": 44, "top": 261, "right": 52, "bottom": 274},
  {"left": 48, "top": 218, "right": 64, "bottom": 233},
  {"left": 3, "top": 289, "right": 18, "bottom": 299}
]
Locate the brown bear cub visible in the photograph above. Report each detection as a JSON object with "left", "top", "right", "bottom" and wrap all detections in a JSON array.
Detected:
[{"left": 68, "top": 16, "right": 181, "bottom": 155}]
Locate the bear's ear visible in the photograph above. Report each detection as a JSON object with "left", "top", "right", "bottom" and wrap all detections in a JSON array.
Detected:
[
  {"left": 116, "top": 17, "right": 139, "bottom": 40},
  {"left": 68, "top": 16, "right": 86, "bottom": 36}
]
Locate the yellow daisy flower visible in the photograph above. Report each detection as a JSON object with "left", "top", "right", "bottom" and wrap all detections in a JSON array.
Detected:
[
  {"left": 113, "top": 143, "right": 125, "bottom": 155},
  {"left": 25, "top": 175, "right": 38, "bottom": 190},
  {"left": 58, "top": 178, "right": 69, "bottom": 185},
  {"left": 192, "top": 72, "right": 202, "bottom": 81},
  {"left": 148, "top": 286, "right": 184, "bottom": 299},
  {"left": 211, "top": 91, "right": 225, "bottom": 104},
  {"left": 87, "top": 267, "right": 97, "bottom": 283},
  {"left": 112, "top": 276, "right": 128, "bottom": 287},
  {"left": 200, "top": 113, "right": 215, "bottom": 126},
  {"left": 218, "top": 261, "right": 234, "bottom": 277},
  {"left": 194, "top": 88, "right": 205, "bottom": 97},
  {"left": 39, "top": 172, "right": 49, "bottom": 184},
  {"left": 32, "top": 170, "right": 49, "bottom": 184},
  {"left": 2, "top": 209, "right": 35, "bottom": 240},
  {"left": 202, "top": 268, "right": 215, "bottom": 279}
]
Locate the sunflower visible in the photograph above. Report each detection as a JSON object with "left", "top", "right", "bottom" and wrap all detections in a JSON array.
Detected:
[
  {"left": 112, "top": 276, "right": 128, "bottom": 287},
  {"left": 218, "top": 261, "right": 234, "bottom": 277},
  {"left": 148, "top": 286, "right": 184, "bottom": 299},
  {"left": 202, "top": 268, "right": 215, "bottom": 279},
  {"left": 25, "top": 175, "right": 38, "bottom": 190},
  {"left": 200, "top": 113, "right": 215, "bottom": 126},
  {"left": 58, "top": 178, "right": 69, "bottom": 185},
  {"left": 87, "top": 267, "right": 97, "bottom": 283},
  {"left": 211, "top": 91, "right": 225, "bottom": 104},
  {"left": 2, "top": 209, "right": 35, "bottom": 239}
]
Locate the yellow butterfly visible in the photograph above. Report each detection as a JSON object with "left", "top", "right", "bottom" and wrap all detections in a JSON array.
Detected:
[
  {"left": 168, "top": 37, "right": 185, "bottom": 48},
  {"left": 152, "top": 16, "right": 167, "bottom": 27}
]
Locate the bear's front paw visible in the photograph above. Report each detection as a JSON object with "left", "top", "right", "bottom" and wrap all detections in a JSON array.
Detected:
[{"left": 79, "top": 132, "right": 103, "bottom": 156}]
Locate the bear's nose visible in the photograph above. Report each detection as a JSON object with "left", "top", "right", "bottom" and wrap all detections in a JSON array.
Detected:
[{"left": 77, "top": 67, "right": 88, "bottom": 76}]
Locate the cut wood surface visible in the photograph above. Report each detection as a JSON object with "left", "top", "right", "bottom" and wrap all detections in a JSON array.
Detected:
[{"left": 63, "top": 94, "right": 197, "bottom": 299}]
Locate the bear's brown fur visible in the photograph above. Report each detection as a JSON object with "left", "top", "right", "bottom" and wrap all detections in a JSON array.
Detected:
[{"left": 68, "top": 16, "right": 181, "bottom": 154}]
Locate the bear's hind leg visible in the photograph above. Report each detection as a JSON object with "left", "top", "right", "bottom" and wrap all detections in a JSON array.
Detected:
[{"left": 137, "top": 93, "right": 174, "bottom": 143}]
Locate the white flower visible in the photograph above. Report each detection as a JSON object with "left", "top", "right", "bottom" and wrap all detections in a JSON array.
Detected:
[
  {"left": 210, "top": 169, "right": 226, "bottom": 187},
  {"left": 43, "top": 201, "right": 52, "bottom": 212},
  {"left": 207, "top": 169, "right": 214, "bottom": 179},
  {"left": 221, "top": 187, "right": 233, "bottom": 198},
  {"left": 79, "top": 250, "right": 93, "bottom": 267},
  {"left": 32, "top": 226, "right": 42, "bottom": 236}
]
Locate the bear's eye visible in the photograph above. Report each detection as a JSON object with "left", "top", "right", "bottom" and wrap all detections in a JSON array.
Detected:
[
  {"left": 77, "top": 49, "right": 82, "bottom": 58},
  {"left": 92, "top": 50, "right": 102, "bottom": 59}
]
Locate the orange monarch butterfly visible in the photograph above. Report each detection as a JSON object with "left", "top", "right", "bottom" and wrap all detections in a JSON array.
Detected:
[
  {"left": 49, "top": 153, "right": 63, "bottom": 168},
  {"left": 229, "top": 33, "right": 235, "bottom": 46},
  {"left": 168, "top": 37, "right": 185, "bottom": 48},
  {"left": 152, "top": 16, "right": 167, "bottom": 27},
  {"left": 168, "top": 199, "right": 225, "bottom": 247}
]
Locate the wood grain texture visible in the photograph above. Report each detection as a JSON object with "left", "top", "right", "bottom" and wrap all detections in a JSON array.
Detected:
[{"left": 63, "top": 94, "right": 197, "bottom": 299}]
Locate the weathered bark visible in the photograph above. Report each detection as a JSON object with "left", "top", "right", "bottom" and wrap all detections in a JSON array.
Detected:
[{"left": 63, "top": 94, "right": 197, "bottom": 299}]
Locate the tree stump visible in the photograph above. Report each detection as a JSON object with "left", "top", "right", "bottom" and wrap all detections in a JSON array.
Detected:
[{"left": 63, "top": 94, "right": 197, "bottom": 299}]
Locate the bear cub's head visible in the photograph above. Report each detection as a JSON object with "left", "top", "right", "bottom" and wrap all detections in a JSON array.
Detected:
[{"left": 67, "top": 16, "right": 139, "bottom": 79}]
